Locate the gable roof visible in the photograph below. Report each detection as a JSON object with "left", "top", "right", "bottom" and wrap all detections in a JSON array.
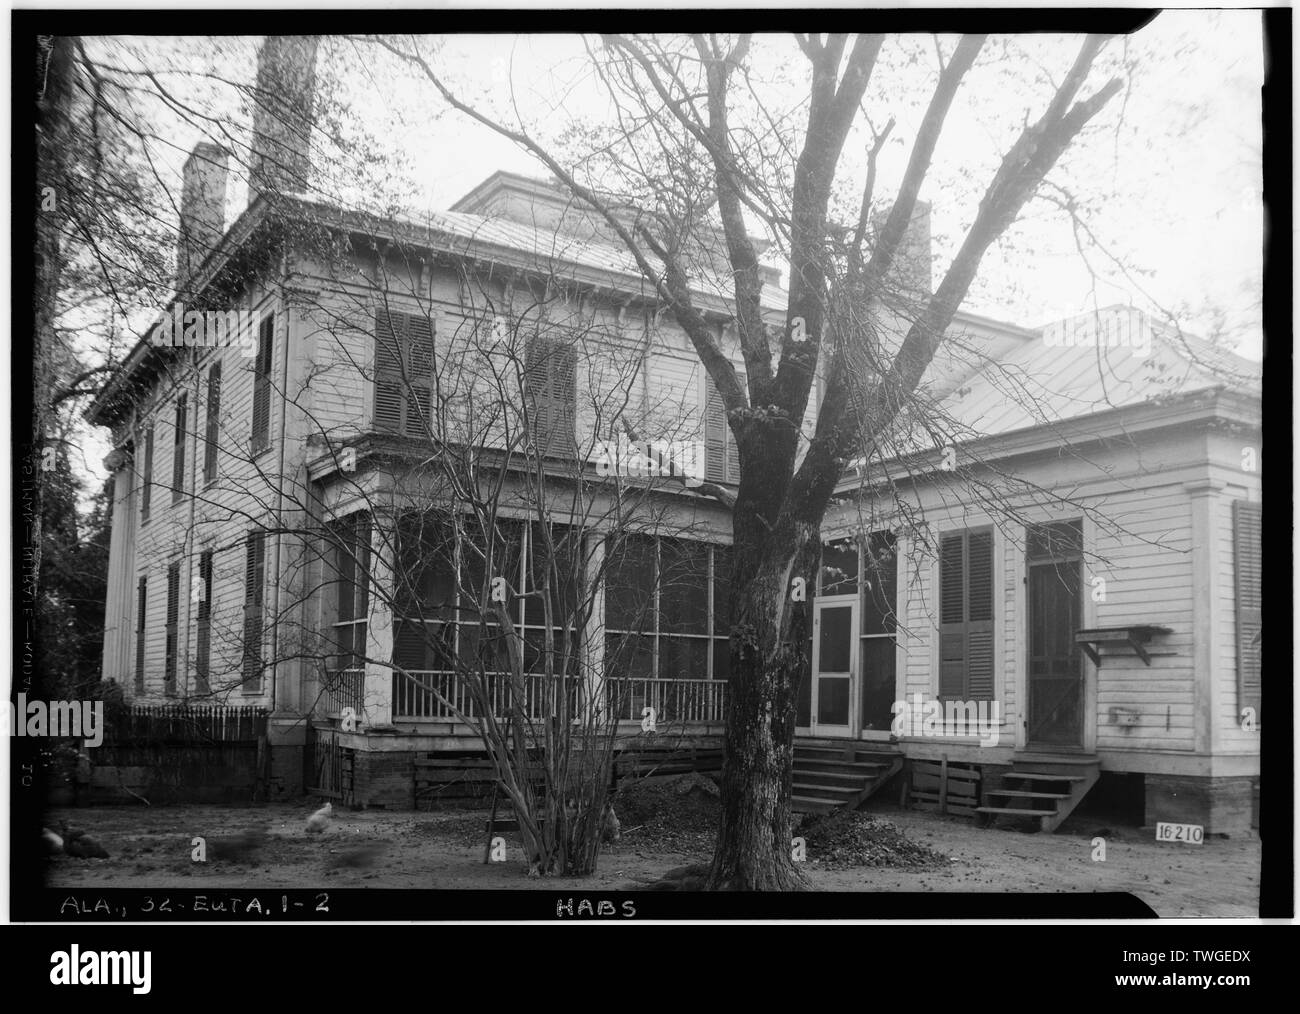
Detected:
[{"left": 939, "top": 308, "right": 1260, "bottom": 438}]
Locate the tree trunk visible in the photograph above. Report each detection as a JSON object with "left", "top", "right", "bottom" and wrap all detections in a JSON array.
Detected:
[
  {"left": 708, "top": 513, "right": 819, "bottom": 891},
  {"left": 33, "top": 36, "right": 75, "bottom": 595}
]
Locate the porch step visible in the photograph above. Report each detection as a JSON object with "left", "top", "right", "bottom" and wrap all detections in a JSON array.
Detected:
[
  {"left": 978, "top": 755, "right": 1100, "bottom": 833},
  {"left": 794, "top": 759, "right": 890, "bottom": 773},
  {"left": 791, "top": 795, "right": 842, "bottom": 814},
  {"left": 975, "top": 806, "right": 1059, "bottom": 816},
  {"left": 790, "top": 744, "right": 903, "bottom": 816},
  {"left": 1002, "top": 773, "right": 1088, "bottom": 783},
  {"left": 986, "top": 790, "right": 1072, "bottom": 800},
  {"left": 792, "top": 781, "right": 860, "bottom": 799}
]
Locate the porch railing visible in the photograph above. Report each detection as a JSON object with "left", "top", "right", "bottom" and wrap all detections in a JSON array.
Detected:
[
  {"left": 321, "top": 669, "right": 365, "bottom": 715},
  {"left": 393, "top": 670, "right": 584, "bottom": 722},
  {"left": 605, "top": 677, "right": 727, "bottom": 725}
]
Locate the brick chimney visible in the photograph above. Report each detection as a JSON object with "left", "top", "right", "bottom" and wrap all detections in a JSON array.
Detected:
[
  {"left": 249, "top": 35, "right": 319, "bottom": 199},
  {"left": 176, "top": 142, "right": 229, "bottom": 288}
]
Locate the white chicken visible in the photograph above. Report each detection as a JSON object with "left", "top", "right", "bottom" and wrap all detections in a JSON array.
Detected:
[
  {"left": 42, "top": 827, "right": 64, "bottom": 855},
  {"left": 306, "top": 801, "right": 333, "bottom": 834}
]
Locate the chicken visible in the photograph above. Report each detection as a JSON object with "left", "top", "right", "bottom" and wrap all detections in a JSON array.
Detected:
[
  {"left": 42, "top": 827, "right": 64, "bottom": 855},
  {"left": 306, "top": 801, "right": 333, "bottom": 834},
  {"left": 602, "top": 805, "right": 621, "bottom": 845}
]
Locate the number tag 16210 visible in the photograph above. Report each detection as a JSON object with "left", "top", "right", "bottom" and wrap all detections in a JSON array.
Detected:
[{"left": 1155, "top": 821, "right": 1204, "bottom": 844}]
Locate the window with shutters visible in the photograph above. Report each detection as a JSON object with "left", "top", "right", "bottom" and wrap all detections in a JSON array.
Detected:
[
  {"left": 938, "top": 528, "right": 995, "bottom": 701},
  {"left": 140, "top": 425, "right": 155, "bottom": 522},
  {"left": 374, "top": 310, "right": 435, "bottom": 437},
  {"left": 1233, "top": 500, "right": 1262, "bottom": 721},
  {"left": 195, "top": 550, "right": 213, "bottom": 695},
  {"left": 203, "top": 364, "right": 221, "bottom": 486},
  {"left": 525, "top": 335, "right": 577, "bottom": 458},
  {"left": 331, "top": 513, "right": 371, "bottom": 671},
  {"left": 135, "top": 576, "right": 148, "bottom": 692},
  {"left": 250, "top": 315, "right": 273, "bottom": 453},
  {"left": 242, "top": 531, "right": 266, "bottom": 693},
  {"left": 171, "top": 395, "right": 188, "bottom": 505},
  {"left": 704, "top": 375, "right": 739, "bottom": 484},
  {"left": 164, "top": 561, "right": 181, "bottom": 695}
]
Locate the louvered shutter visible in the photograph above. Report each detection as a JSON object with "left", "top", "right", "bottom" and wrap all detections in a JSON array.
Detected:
[
  {"left": 251, "top": 316, "right": 273, "bottom": 451},
  {"left": 405, "top": 313, "right": 435, "bottom": 437},
  {"left": 141, "top": 425, "right": 155, "bottom": 521},
  {"left": 375, "top": 311, "right": 435, "bottom": 436},
  {"left": 966, "top": 530, "right": 995, "bottom": 701},
  {"left": 704, "top": 376, "right": 739, "bottom": 483},
  {"left": 196, "top": 551, "right": 212, "bottom": 695},
  {"left": 938, "top": 534, "right": 966, "bottom": 699},
  {"left": 938, "top": 530, "right": 995, "bottom": 700},
  {"left": 203, "top": 364, "right": 221, "bottom": 484},
  {"left": 1233, "top": 501, "right": 1262, "bottom": 720},
  {"left": 526, "top": 336, "right": 577, "bottom": 457},
  {"left": 374, "top": 311, "right": 404, "bottom": 433},
  {"left": 165, "top": 562, "right": 181, "bottom": 695},
  {"left": 525, "top": 336, "right": 552, "bottom": 451},
  {"left": 171, "top": 395, "right": 187, "bottom": 504},
  {"left": 243, "top": 532, "right": 266, "bottom": 693},
  {"left": 549, "top": 343, "right": 578, "bottom": 457},
  {"left": 135, "top": 576, "right": 148, "bottom": 692}
]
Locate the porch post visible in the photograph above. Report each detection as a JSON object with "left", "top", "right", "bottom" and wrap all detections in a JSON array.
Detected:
[
  {"left": 364, "top": 510, "right": 395, "bottom": 728},
  {"left": 582, "top": 533, "right": 607, "bottom": 725}
]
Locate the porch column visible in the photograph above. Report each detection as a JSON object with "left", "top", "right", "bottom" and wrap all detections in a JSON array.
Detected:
[
  {"left": 100, "top": 445, "right": 137, "bottom": 686},
  {"left": 363, "top": 511, "right": 395, "bottom": 728},
  {"left": 1185, "top": 479, "right": 1226, "bottom": 755},
  {"left": 583, "top": 534, "right": 607, "bottom": 725}
]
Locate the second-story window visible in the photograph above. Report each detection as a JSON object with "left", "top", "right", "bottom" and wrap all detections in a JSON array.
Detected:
[
  {"left": 203, "top": 363, "right": 221, "bottom": 485},
  {"left": 525, "top": 334, "right": 577, "bottom": 457},
  {"left": 250, "top": 315, "right": 273, "bottom": 453},
  {"left": 171, "top": 394, "right": 188, "bottom": 505},
  {"left": 374, "top": 310, "right": 434, "bottom": 437}
]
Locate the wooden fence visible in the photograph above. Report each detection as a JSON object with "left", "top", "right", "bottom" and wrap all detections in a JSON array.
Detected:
[
  {"left": 75, "top": 704, "right": 270, "bottom": 804},
  {"left": 98, "top": 704, "right": 268, "bottom": 744}
]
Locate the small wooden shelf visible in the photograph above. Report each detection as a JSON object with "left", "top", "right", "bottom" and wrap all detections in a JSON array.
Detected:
[{"left": 1075, "top": 625, "right": 1173, "bottom": 667}]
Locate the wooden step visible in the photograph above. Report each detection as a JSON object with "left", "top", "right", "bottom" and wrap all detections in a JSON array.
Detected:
[
  {"left": 1003, "top": 773, "right": 1089, "bottom": 783},
  {"left": 792, "top": 770, "right": 878, "bottom": 787},
  {"left": 794, "top": 759, "right": 889, "bottom": 773},
  {"left": 792, "top": 781, "right": 861, "bottom": 798},
  {"left": 986, "top": 789, "right": 1072, "bottom": 799},
  {"left": 975, "top": 806, "right": 1060, "bottom": 816},
  {"left": 791, "top": 795, "right": 841, "bottom": 814}
]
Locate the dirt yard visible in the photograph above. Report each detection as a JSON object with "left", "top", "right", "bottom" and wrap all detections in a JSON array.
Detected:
[{"left": 41, "top": 790, "right": 1259, "bottom": 917}]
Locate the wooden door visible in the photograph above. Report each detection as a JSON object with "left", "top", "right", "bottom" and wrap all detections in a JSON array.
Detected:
[{"left": 1027, "top": 529, "right": 1083, "bottom": 749}]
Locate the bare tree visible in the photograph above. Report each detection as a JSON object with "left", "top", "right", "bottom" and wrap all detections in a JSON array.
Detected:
[{"left": 375, "top": 31, "right": 1124, "bottom": 889}]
